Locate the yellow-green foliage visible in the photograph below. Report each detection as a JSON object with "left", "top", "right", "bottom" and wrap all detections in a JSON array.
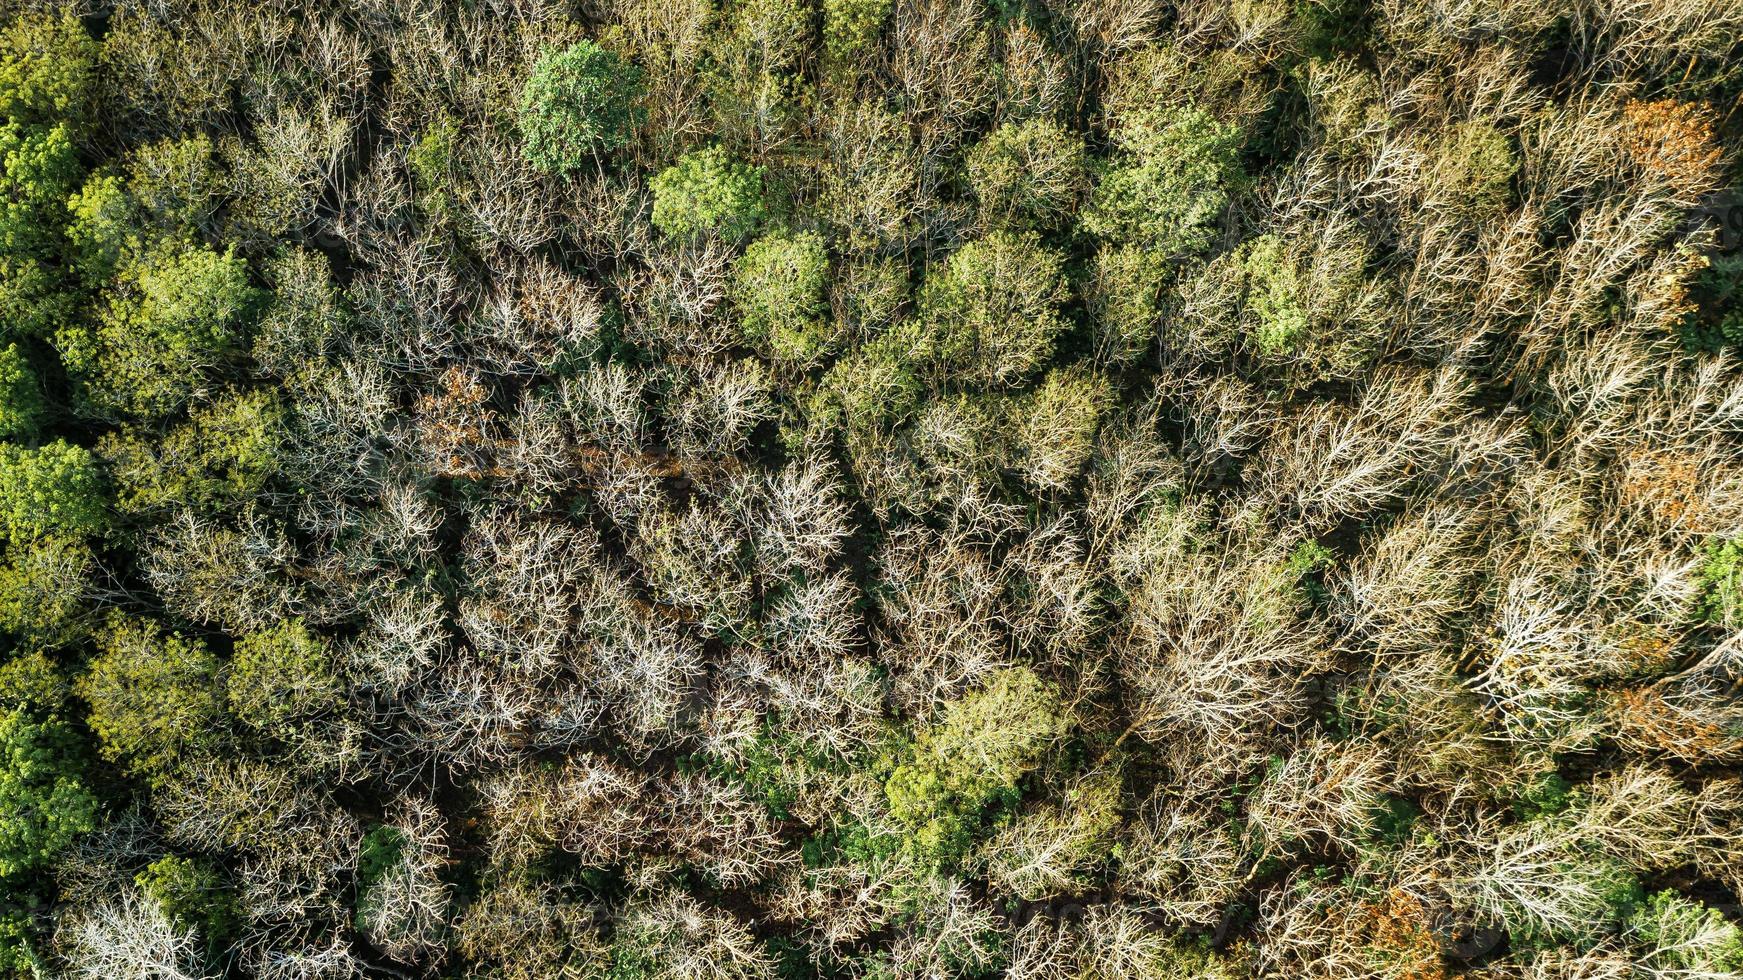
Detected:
[{"left": 78, "top": 616, "right": 223, "bottom": 779}]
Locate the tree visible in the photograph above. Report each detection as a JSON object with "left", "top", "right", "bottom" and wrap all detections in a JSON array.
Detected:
[
  {"left": 1082, "top": 104, "right": 1242, "bottom": 259},
  {"left": 518, "top": 40, "right": 645, "bottom": 173},
  {"left": 99, "top": 388, "right": 284, "bottom": 516},
  {"left": 0, "top": 534, "right": 93, "bottom": 645},
  {"left": 77, "top": 616, "right": 223, "bottom": 779},
  {"left": 965, "top": 118, "right": 1085, "bottom": 231},
  {"left": 0, "top": 344, "right": 41, "bottom": 440},
  {"left": 915, "top": 231, "right": 1069, "bottom": 386},
  {"left": 0, "top": 707, "right": 95, "bottom": 878},
  {"left": 228, "top": 618, "right": 341, "bottom": 737},
  {"left": 884, "top": 666, "right": 1070, "bottom": 866},
  {"left": 0, "top": 441, "right": 104, "bottom": 541},
  {"left": 650, "top": 146, "right": 767, "bottom": 240},
  {"left": 0, "top": 14, "right": 97, "bottom": 126},
  {"left": 66, "top": 241, "right": 260, "bottom": 419},
  {"left": 134, "top": 855, "right": 238, "bottom": 954},
  {"left": 732, "top": 231, "right": 831, "bottom": 359}
]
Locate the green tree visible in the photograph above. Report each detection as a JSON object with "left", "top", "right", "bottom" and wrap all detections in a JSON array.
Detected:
[
  {"left": 884, "top": 667, "right": 1071, "bottom": 866},
  {"left": 135, "top": 854, "right": 238, "bottom": 950},
  {"left": 519, "top": 41, "right": 645, "bottom": 173},
  {"left": 0, "top": 441, "right": 105, "bottom": 541},
  {"left": 0, "top": 535, "right": 93, "bottom": 646},
  {"left": 66, "top": 241, "right": 261, "bottom": 419},
  {"left": 650, "top": 146, "right": 766, "bottom": 240},
  {"left": 0, "top": 707, "right": 96, "bottom": 878},
  {"left": 1008, "top": 365, "right": 1114, "bottom": 491},
  {"left": 0, "top": 344, "right": 41, "bottom": 440},
  {"left": 99, "top": 388, "right": 285, "bottom": 516},
  {"left": 965, "top": 118, "right": 1086, "bottom": 231},
  {"left": 733, "top": 231, "right": 831, "bottom": 359},
  {"left": 823, "top": 0, "right": 893, "bottom": 61},
  {"left": 0, "top": 121, "right": 81, "bottom": 340},
  {"left": 916, "top": 231, "right": 1069, "bottom": 386},
  {"left": 229, "top": 618, "right": 342, "bottom": 737},
  {"left": 77, "top": 616, "right": 223, "bottom": 779},
  {"left": 0, "top": 15, "right": 97, "bottom": 126},
  {"left": 1082, "top": 105, "right": 1243, "bottom": 259}
]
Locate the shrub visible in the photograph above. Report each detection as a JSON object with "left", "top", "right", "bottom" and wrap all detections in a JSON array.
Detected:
[
  {"left": 650, "top": 146, "right": 766, "bottom": 240},
  {"left": 0, "top": 707, "right": 96, "bottom": 878},
  {"left": 733, "top": 231, "right": 831, "bottom": 359},
  {"left": 0, "top": 651, "right": 67, "bottom": 715},
  {"left": 0, "top": 344, "right": 41, "bottom": 440},
  {"left": 66, "top": 172, "right": 137, "bottom": 287},
  {"left": 1627, "top": 890, "right": 1743, "bottom": 974},
  {"left": 1082, "top": 105, "right": 1243, "bottom": 259},
  {"left": 916, "top": 231, "right": 1069, "bottom": 386},
  {"left": 1084, "top": 244, "right": 1164, "bottom": 366},
  {"left": 0, "top": 441, "right": 105, "bottom": 541},
  {"left": 228, "top": 618, "right": 342, "bottom": 736},
  {"left": 1428, "top": 121, "right": 1517, "bottom": 218},
  {"left": 70, "top": 241, "right": 260, "bottom": 419},
  {"left": 884, "top": 666, "right": 1071, "bottom": 866},
  {"left": 77, "top": 616, "right": 223, "bottom": 779},
  {"left": 518, "top": 41, "right": 645, "bottom": 173},
  {"left": 965, "top": 118, "right": 1086, "bottom": 231}
]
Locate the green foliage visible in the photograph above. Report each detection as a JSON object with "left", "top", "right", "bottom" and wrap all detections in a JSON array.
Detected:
[
  {"left": 1695, "top": 538, "right": 1743, "bottom": 628},
  {"left": 0, "top": 344, "right": 41, "bottom": 440},
  {"left": 409, "top": 114, "right": 461, "bottom": 223},
  {"left": 0, "top": 441, "right": 105, "bottom": 542},
  {"left": 100, "top": 388, "right": 284, "bottom": 516},
  {"left": 357, "top": 824, "right": 408, "bottom": 891},
  {"left": 650, "top": 146, "right": 767, "bottom": 240},
  {"left": 734, "top": 231, "right": 831, "bottom": 359},
  {"left": 66, "top": 172, "right": 137, "bottom": 286},
  {"left": 0, "top": 15, "right": 97, "bottom": 125},
  {"left": 0, "top": 535, "right": 93, "bottom": 646},
  {"left": 823, "top": 0, "right": 892, "bottom": 61},
  {"left": 965, "top": 118, "right": 1085, "bottom": 231},
  {"left": 519, "top": 41, "right": 645, "bottom": 173},
  {"left": 916, "top": 231, "right": 1069, "bottom": 386},
  {"left": 69, "top": 240, "right": 261, "bottom": 419},
  {"left": 1008, "top": 365, "right": 1114, "bottom": 491},
  {"left": 77, "top": 616, "right": 223, "bottom": 779},
  {"left": 135, "top": 854, "right": 238, "bottom": 946},
  {"left": 1239, "top": 234, "right": 1309, "bottom": 356},
  {"left": 228, "top": 618, "right": 341, "bottom": 736},
  {"left": 884, "top": 667, "right": 1070, "bottom": 867},
  {"left": 1429, "top": 121, "right": 1517, "bottom": 219},
  {"left": 0, "top": 707, "right": 95, "bottom": 877},
  {"left": 0, "top": 651, "right": 67, "bottom": 715},
  {"left": 253, "top": 248, "right": 346, "bottom": 382},
  {"left": 0, "top": 120, "right": 81, "bottom": 340},
  {"left": 1082, "top": 105, "right": 1243, "bottom": 259},
  {"left": 1627, "top": 890, "right": 1743, "bottom": 973},
  {"left": 0, "top": 895, "right": 39, "bottom": 979}
]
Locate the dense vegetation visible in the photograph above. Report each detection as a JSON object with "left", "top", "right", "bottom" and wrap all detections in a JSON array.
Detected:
[{"left": 0, "top": 0, "right": 1742, "bottom": 977}]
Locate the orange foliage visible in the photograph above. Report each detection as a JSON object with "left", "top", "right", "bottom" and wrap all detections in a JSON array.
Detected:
[{"left": 1621, "top": 99, "right": 1723, "bottom": 196}]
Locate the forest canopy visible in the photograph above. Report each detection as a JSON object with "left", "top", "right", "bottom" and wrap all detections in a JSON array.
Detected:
[{"left": 1, "top": 0, "right": 1743, "bottom": 978}]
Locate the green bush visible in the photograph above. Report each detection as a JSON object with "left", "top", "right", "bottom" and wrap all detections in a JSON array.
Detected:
[
  {"left": 965, "top": 118, "right": 1086, "bottom": 231},
  {"left": 0, "top": 535, "right": 93, "bottom": 646},
  {"left": 884, "top": 666, "right": 1070, "bottom": 866},
  {"left": 1083, "top": 105, "right": 1243, "bottom": 259},
  {"left": 0, "top": 344, "right": 41, "bottom": 440},
  {"left": 519, "top": 41, "right": 645, "bottom": 173},
  {"left": 1240, "top": 234, "right": 1309, "bottom": 356},
  {"left": 69, "top": 241, "right": 261, "bottom": 419},
  {"left": 650, "top": 146, "right": 766, "bottom": 240},
  {"left": 99, "top": 388, "right": 284, "bottom": 516},
  {"left": 77, "top": 616, "right": 223, "bottom": 779},
  {"left": 0, "top": 651, "right": 68, "bottom": 715},
  {"left": 0, "top": 707, "right": 96, "bottom": 878},
  {"left": 1009, "top": 365, "right": 1114, "bottom": 491},
  {"left": 733, "top": 231, "right": 831, "bottom": 359},
  {"left": 1627, "top": 890, "right": 1743, "bottom": 973},
  {"left": 916, "top": 231, "right": 1069, "bottom": 386},
  {"left": 0, "top": 441, "right": 105, "bottom": 541},
  {"left": 229, "top": 618, "right": 342, "bottom": 736},
  {"left": 1429, "top": 121, "right": 1516, "bottom": 219}
]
